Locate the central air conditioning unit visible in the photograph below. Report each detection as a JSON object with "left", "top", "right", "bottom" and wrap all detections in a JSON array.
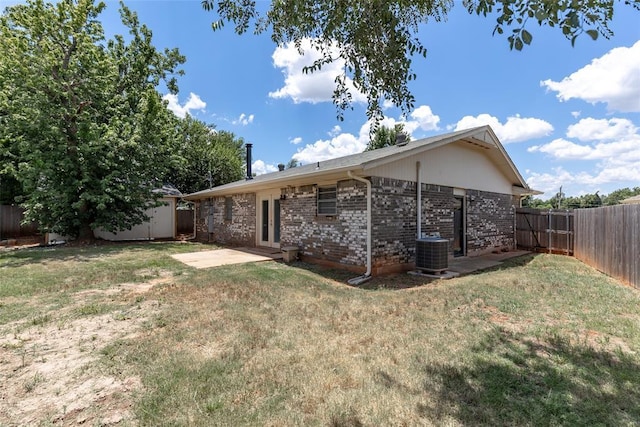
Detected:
[{"left": 415, "top": 237, "right": 449, "bottom": 273}]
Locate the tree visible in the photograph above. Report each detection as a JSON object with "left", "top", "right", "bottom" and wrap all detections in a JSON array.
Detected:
[
  {"left": 0, "top": 0, "right": 185, "bottom": 240},
  {"left": 286, "top": 158, "right": 300, "bottom": 169},
  {"left": 602, "top": 187, "right": 640, "bottom": 205},
  {"left": 580, "top": 192, "right": 602, "bottom": 208},
  {"left": 365, "top": 123, "right": 411, "bottom": 151},
  {"left": 165, "top": 115, "right": 245, "bottom": 194},
  {"left": 201, "top": 0, "right": 639, "bottom": 123},
  {"left": 521, "top": 195, "right": 552, "bottom": 209},
  {"left": 523, "top": 189, "right": 635, "bottom": 209}
]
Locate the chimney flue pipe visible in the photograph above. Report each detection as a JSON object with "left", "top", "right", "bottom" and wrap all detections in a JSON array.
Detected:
[{"left": 245, "top": 143, "right": 253, "bottom": 180}]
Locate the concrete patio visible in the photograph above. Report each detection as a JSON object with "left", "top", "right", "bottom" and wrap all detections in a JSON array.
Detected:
[
  {"left": 447, "top": 249, "right": 531, "bottom": 275},
  {"left": 171, "top": 247, "right": 282, "bottom": 269},
  {"left": 172, "top": 246, "right": 531, "bottom": 276}
]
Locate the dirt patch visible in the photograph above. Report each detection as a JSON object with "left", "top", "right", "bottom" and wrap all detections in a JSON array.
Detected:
[{"left": 0, "top": 283, "right": 161, "bottom": 426}]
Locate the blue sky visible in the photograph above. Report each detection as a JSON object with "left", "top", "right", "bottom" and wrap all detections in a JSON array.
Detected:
[{"left": 3, "top": 1, "right": 640, "bottom": 198}]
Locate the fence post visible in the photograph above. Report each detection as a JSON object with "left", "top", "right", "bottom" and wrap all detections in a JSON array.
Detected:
[
  {"left": 547, "top": 210, "right": 551, "bottom": 254},
  {"left": 565, "top": 210, "right": 569, "bottom": 256}
]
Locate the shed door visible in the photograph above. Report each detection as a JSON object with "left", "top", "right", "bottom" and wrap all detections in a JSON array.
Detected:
[{"left": 151, "top": 201, "right": 174, "bottom": 239}]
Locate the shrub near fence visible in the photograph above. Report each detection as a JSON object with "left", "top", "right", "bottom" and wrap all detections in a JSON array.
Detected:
[{"left": 574, "top": 205, "right": 640, "bottom": 289}]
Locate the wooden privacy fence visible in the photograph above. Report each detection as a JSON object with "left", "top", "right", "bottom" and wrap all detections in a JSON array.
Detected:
[
  {"left": 574, "top": 205, "right": 639, "bottom": 289},
  {"left": 0, "top": 205, "right": 39, "bottom": 239},
  {"left": 176, "top": 209, "right": 194, "bottom": 234},
  {"left": 516, "top": 208, "right": 574, "bottom": 255}
]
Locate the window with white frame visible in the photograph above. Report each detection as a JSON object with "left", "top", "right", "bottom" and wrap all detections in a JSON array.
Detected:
[{"left": 317, "top": 186, "right": 337, "bottom": 215}]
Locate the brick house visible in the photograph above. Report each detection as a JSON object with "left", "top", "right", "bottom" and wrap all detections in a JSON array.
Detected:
[{"left": 184, "top": 126, "right": 538, "bottom": 275}]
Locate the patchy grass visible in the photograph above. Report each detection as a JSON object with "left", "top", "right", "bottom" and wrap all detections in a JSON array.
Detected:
[
  {"left": 1, "top": 244, "right": 639, "bottom": 426},
  {"left": 123, "top": 255, "right": 639, "bottom": 426},
  {"left": 0, "top": 241, "right": 206, "bottom": 298}
]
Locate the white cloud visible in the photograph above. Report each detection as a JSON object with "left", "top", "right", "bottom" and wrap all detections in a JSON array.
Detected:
[
  {"left": 290, "top": 136, "right": 303, "bottom": 145},
  {"left": 408, "top": 105, "right": 440, "bottom": 132},
  {"left": 566, "top": 117, "right": 637, "bottom": 141},
  {"left": 163, "top": 92, "right": 206, "bottom": 118},
  {"left": 528, "top": 138, "right": 593, "bottom": 159},
  {"left": 571, "top": 111, "right": 581, "bottom": 119},
  {"left": 454, "top": 113, "right": 553, "bottom": 143},
  {"left": 527, "top": 164, "right": 640, "bottom": 199},
  {"left": 251, "top": 160, "right": 278, "bottom": 176},
  {"left": 541, "top": 40, "right": 640, "bottom": 112},
  {"left": 293, "top": 126, "right": 368, "bottom": 164},
  {"left": 328, "top": 125, "right": 342, "bottom": 137},
  {"left": 529, "top": 130, "right": 640, "bottom": 161},
  {"left": 535, "top": 138, "right": 640, "bottom": 162},
  {"left": 526, "top": 167, "right": 584, "bottom": 197},
  {"left": 382, "top": 99, "right": 395, "bottom": 110},
  {"left": 232, "top": 113, "right": 254, "bottom": 126},
  {"left": 269, "top": 38, "right": 366, "bottom": 104},
  {"left": 527, "top": 118, "right": 640, "bottom": 197},
  {"left": 292, "top": 104, "right": 441, "bottom": 163},
  {"left": 292, "top": 125, "right": 369, "bottom": 165}
]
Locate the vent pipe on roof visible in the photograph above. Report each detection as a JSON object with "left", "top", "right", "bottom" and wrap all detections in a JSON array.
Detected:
[
  {"left": 396, "top": 133, "right": 409, "bottom": 147},
  {"left": 245, "top": 143, "right": 253, "bottom": 180},
  {"left": 278, "top": 163, "right": 285, "bottom": 171}
]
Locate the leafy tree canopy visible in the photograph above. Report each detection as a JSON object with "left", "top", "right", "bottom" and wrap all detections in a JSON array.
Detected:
[
  {"left": 601, "top": 187, "right": 640, "bottom": 205},
  {"left": 201, "top": 0, "right": 639, "bottom": 124},
  {"left": 286, "top": 158, "right": 300, "bottom": 169},
  {"left": 164, "top": 115, "right": 245, "bottom": 195},
  {"left": 365, "top": 123, "right": 411, "bottom": 151},
  {"left": 523, "top": 187, "right": 640, "bottom": 209},
  {"left": 0, "top": 0, "right": 185, "bottom": 240}
]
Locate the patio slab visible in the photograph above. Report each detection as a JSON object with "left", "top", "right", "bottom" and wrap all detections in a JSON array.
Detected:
[
  {"left": 172, "top": 247, "right": 282, "bottom": 269},
  {"left": 447, "top": 250, "right": 531, "bottom": 275}
]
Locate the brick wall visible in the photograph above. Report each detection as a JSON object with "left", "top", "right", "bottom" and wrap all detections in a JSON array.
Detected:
[
  {"left": 466, "top": 190, "right": 517, "bottom": 255},
  {"left": 194, "top": 193, "right": 256, "bottom": 245},
  {"left": 280, "top": 180, "right": 367, "bottom": 268},
  {"left": 421, "top": 183, "right": 455, "bottom": 241},
  {"left": 370, "top": 177, "right": 416, "bottom": 271},
  {"left": 194, "top": 200, "right": 208, "bottom": 242},
  {"left": 191, "top": 179, "right": 517, "bottom": 271},
  {"left": 370, "top": 179, "right": 457, "bottom": 272},
  {"left": 370, "top": 178, "right": 516, "bottom": 270}
]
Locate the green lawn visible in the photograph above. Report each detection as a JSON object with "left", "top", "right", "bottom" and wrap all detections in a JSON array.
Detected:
[{"left": 1, "top": 242, "right": 639, "bottom": 426}]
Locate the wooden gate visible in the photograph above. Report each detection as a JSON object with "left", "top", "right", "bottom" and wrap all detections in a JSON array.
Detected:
[
  {"left": 516, "top": 208, "right": 573, "bottom": 255},
  {"left": 177, "top": 209, "right": 194, "bottom": 234},
  {"left": 0, "top": 205, "right": 39, "bottom": 239}
]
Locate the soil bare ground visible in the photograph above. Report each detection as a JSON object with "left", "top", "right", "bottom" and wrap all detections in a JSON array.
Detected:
[{"left": 0, "top": 278, "right": 167, "bottom": 426}]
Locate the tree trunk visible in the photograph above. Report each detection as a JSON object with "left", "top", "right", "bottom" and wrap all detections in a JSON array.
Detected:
[{"left": 77, "top": 221, "right": 94, "bottom": 243}]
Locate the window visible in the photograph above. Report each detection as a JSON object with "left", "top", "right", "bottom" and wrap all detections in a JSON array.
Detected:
[
  {"left": 317, "top": 186, "right": 337, "bottom": 215},
  {"left": 225, "top": 197, "right": 233, "bottom": 221}
]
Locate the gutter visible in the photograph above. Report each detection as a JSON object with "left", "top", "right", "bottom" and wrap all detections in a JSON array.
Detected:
[
  {"left": 347, "top": 171, "right": 372, "bottom": 285},
  {"left": 183, "top": 165, "right": 364, "bottom": 200}
]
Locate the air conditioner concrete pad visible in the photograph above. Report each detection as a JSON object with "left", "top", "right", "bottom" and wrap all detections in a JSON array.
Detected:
[{"left": 408, "top": 270, "right": 460, "bottom": 279}]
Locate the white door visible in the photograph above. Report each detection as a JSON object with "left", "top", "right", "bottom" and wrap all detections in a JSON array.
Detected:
[
  {"left": 257, "top": 191, "right": 281, "bottom": 248},
  {"left": 151, "top": 200, "right": 174, "bottom": 239}
]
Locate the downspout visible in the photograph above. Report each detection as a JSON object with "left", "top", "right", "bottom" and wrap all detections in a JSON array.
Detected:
[
  {"left": 347, "top": 171, "right": 372, "bottom": 284},
  {"left": 416, "top": 161, "right": 422, "bottom": 239}
]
